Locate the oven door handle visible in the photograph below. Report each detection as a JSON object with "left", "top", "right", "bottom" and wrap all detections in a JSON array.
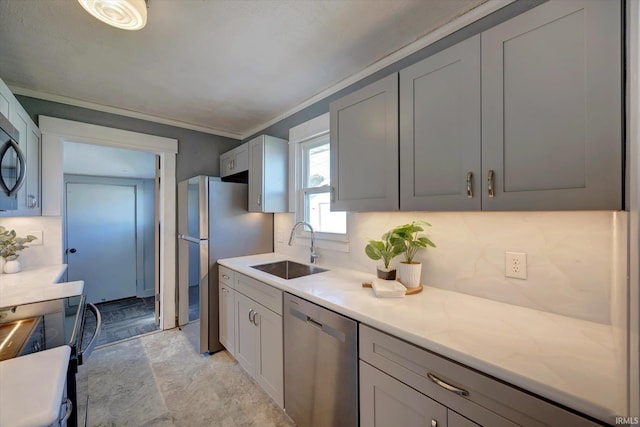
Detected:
[
  {"left": 78, "top": 303, "right": 102, "bottom": 366},
  {"left": 0, "top": 140, "right": 26, "bottom": 197}
]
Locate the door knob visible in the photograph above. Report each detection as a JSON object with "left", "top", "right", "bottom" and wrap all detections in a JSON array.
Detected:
[{"left": 68, "top": 248, "right": 77, "bottom": 254}]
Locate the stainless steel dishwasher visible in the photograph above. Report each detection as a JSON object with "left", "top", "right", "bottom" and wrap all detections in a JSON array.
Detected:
[{"left": 284, "top": 292, "right": 358, "bottom": 427}]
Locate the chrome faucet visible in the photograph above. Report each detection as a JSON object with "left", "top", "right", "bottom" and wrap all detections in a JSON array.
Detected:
[{"left": 288, "top": 221, "right": 317, "bottom": 264}]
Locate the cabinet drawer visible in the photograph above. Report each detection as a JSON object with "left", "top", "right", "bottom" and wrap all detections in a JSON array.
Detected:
[
  {"left": 219, "top": 266, "right": 235, "bottom": 288},
  {"left": 235, "top": 273, "right": 282, "bottom": 315},
  {"left": 359, "top": 325, "right": 600, "bottom": 427}
]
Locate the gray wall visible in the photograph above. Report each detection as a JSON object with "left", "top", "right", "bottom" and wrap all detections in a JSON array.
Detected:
[
  {"left": 246, "top": 0, "right": 546, "bottom": 141},
  {"left": 17, "top": 95, "right": 242, "bottom": 181}
]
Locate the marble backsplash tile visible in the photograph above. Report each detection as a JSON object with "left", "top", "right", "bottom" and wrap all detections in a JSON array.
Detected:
[
  {"left": 275, "top": 210, "right": 616, "bottom": 324},
  {"left": 0, "top": 216, "right": 63, "bottom": 268}
]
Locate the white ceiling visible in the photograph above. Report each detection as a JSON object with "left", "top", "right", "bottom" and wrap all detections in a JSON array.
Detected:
[{"left": 0, "top": 0, "right": 488, "bottom": 139}]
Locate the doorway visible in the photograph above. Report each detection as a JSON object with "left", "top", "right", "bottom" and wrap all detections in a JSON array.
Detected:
[
  {"left": 39, "top": 116, "right": 178, "bottom": 331},
  {"left": 63, "top": 144, "right": 159, "bottom": 346}
]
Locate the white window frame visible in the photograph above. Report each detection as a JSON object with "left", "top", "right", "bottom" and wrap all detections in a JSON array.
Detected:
[{"left": 288, "top": 114, "right": 349, "bottom": 246}]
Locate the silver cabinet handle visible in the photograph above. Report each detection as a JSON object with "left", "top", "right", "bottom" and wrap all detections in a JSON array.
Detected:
[
  {"left": 230, "top": 159, "right": 235, "bottom": 170},
  {"left": 222, "top": 274, "right": 230, "bottom": 280},
  {"left": 252, "top": 311, "right": 259, "bottom": 326},
  {"left": 431, "top": 420, "right": 437, "bottom": 427},
  {"left": 257, "top": 194, "right": 262, "bottom": 206},
  {"left": 222, "top": 288, "right": 229, "bottom": 293},
  {"left": 330, "top": 186, "right": 336, "bottom": 202},
  {"left": 27, "top": 194, "right": 37, "bottom": 208},
  {"left": 466, "top": 172, "right": 473, "bottom": 198},
  {"left": 427, "top": 372, "right": 469, "bottom": 396},
  {"left": 248, "top": 309, "right": 254, "bottom": 323},
  {"left": 487, "top": 169, "right": 495, "bottom": 198}
]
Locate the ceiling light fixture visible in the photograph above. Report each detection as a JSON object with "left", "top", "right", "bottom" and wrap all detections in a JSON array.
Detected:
[{"left": 78, "top": 0, "right": 147, "bottom": 31}]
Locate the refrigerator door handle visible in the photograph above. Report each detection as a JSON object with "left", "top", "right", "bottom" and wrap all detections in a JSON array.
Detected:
[{"left": 178, "top": 234, "right": 204, "bottom": 244}]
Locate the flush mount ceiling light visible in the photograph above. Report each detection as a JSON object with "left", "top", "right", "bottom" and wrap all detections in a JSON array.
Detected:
[{"left": 78, "top": 0, "right": 147, "bottom": 31}]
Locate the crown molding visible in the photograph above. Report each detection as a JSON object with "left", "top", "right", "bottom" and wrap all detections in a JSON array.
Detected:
[{"left": 8, "top": 85, "right": 243, "bottom": 140}]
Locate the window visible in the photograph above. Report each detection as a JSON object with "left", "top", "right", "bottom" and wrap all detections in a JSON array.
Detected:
[{"left": 297, "top": 134, "right": 347, "bottom": 236}]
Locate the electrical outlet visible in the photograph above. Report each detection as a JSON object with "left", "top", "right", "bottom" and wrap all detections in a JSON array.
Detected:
[
  {"left": 276, "top": 230, "right": 285, "bottom": 243},
  {"left": 505, "top": 251, "right": 527, "bottom": 279}
]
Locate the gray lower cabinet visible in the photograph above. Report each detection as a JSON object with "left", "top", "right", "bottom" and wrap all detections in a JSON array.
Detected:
[
  {"left": 360, "top": 360, "right": 448, "bottom": 426},
  {"left": 400, "top": 35, "right": 481, "bottom": 211},
  {"left": 233, "top": 273, "right": 284, "bottom": 408},
  {"left": 248, "top": 134, "right": 288, "bottom": 212},
  {"left": 330, "top": 73, "right": 399, "bottom": 212},
  {"left": 361, "top": 361, "right": 482, "bottom": 427},
  {"left": 481, "top": 0, "right": 621, "bottom": 210},
  {"left": 218, "top": 281, "right": 235, "bottom": 357},
  {"left": 359, "top": 324, "right": 601, "bottom": 427}
]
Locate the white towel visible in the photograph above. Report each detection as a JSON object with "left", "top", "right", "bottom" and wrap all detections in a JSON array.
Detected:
[{"left": 372, "top": 279, "right": 406, "bottom": 298}]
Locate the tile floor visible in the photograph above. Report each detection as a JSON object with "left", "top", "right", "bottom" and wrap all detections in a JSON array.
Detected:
[{"left": 83, "top": 322, "right": 294, "bottom": 426}]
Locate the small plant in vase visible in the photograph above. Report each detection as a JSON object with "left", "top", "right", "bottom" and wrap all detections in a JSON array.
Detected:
[
  {"left": 0, "top": 226, "right": 37, "bottom": 274},
  {"left": 365, "top": 230, "right": 404, "bottom": 280},
  {"left": 392, "top": 220, "right": 436, "bottom": 288}
]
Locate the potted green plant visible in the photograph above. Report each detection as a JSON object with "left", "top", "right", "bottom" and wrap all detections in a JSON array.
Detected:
[
  {"left": 0, "top": 226, "right": 37, "bottom": 274},
  {"left": 365, "top": 230, "right": 404, "bottom": 280},
  {"left": 392, "top": 220, "right": 436, "bottom": 288}
]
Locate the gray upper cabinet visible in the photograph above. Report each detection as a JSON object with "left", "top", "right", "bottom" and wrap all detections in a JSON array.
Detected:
[
  {"left": 330, "top": 73, "right": 399, "bottom": 212},
  {"left": 220, "top": 142, "right": 248, "bottom": 178},
  {"left": 248, "top": 134, "right": 288, "bottom": 212},
  {"left": 400, "top": 35, "right": 481, "bottom": 211},
  {"left": 481, "top": 0, "right": 621, "bottom": 210}
]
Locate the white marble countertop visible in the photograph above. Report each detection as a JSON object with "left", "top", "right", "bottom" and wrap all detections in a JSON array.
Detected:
[
  {"left": 0, "top": 345, "right": 71, "bottom": 427},
  {"left": 219, "top": 253, "right": 625, "bottom": 424},
  {"left": 0, "top": 264, "right": 84, "bottom": 307}
]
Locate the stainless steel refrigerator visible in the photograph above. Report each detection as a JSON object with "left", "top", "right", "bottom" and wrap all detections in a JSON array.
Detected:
[{"left": 178, "top": 176, "right": 273, "bottom": 353}]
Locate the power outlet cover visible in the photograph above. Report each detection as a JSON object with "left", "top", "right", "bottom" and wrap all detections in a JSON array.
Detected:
[{"left": 505, "top": 251, "right": 527, "bottom": 279}]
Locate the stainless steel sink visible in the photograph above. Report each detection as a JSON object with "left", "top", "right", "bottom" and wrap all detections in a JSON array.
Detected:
[{"left": 251, "top": 260, "right": 328, "bottom": 280}]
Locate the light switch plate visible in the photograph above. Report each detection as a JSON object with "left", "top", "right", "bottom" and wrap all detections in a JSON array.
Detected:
[
  {"left": 276, "top": 230, "right": 285, "bottom": 243},
  {"left": 28, "top": 230, "right": 43, "bottom": 246},
  {"left": 505, "top": 251, "right": 527, "bottom": 279}
]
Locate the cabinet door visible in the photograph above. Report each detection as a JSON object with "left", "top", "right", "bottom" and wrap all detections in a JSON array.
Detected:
[
  {"left": 330, "top": 73, "right": 399, "bottom": 211},
  {"left": 24, "top": 124, "right": 40, "bottom": 213},
  {"left": 448, "top": 410, "right": 480, "bottom": 427},
  {"left": 360, "top": 361, "right": 447, "bottom": 427},
  {"left": 254, "top": 306, "right": 283, "bottom": 408},
  {"left": 248, "top": 136, "right": 264, "bottom": 212},
  {"left": 220, "top": 152, "right": 233, "bottom": 177},
  {"left": 0, "top": 79, "right": 11, "bottom": 118},
  {"left": 219, "top": 284, "right": 235, "bottom": 356},
  {"left": 233, "top": 143, "right": 249, "bottom": 173},
  {"left": 482, "top": 0, "right": 621, "bottom": 210},
  {"left": 400, "top": 35, "right": 480, "bottom": 211},
  {"left": 234, "top": 292, "right": 257, "bottom": 375}
]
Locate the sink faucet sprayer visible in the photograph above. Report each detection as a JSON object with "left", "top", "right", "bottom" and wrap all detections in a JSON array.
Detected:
[{"left": 288, "top": 221, "right": 317, "bottom": 264}]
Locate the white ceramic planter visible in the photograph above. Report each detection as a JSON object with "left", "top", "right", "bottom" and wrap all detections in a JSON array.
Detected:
[
  {"left": 398, "top": 262, "right": 422, "bottom": 288},
  {"left": 4, "top": 259, "right": 21, "bottom": 274},
  {"left": 0, "top": 257, "right": 5, "bottom": 274}
]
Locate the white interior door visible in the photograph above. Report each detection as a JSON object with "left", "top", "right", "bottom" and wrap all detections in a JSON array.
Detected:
[{"left": 66, "top": 182, "right": 137, "bottom": 304}]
